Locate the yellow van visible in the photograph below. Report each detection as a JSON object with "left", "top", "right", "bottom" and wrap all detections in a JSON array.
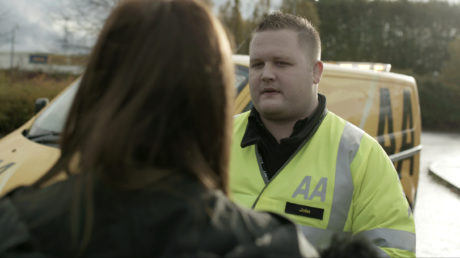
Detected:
[{"left": 0, "top": 55, "right": 422, "bottom": 207}]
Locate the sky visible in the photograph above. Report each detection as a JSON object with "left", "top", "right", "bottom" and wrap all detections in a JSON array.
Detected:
[
  {"left": 0, "top": 0, "right": 65, "bottom": 53},
  {"left": 0, "top": 0, "right": 102, "bottom": 54},
  {"left": 1, "top": 0, "right": 283, "bottom": 54},
  {"left": 0, "top": 0, "right": 459, "bottom": 54}
]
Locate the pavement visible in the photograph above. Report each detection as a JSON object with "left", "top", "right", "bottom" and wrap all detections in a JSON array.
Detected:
[{"left": 429, "top": 158, "right": 460, "bottom": 192}]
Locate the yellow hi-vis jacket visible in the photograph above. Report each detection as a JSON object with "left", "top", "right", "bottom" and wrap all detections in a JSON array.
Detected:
[{"left": 230, "top": 111, "right": 415, "bottom": 257}]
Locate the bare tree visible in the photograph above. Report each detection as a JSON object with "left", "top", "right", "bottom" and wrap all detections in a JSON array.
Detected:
[
  {"left": 52, "top": 0, "right": 214, "bottom": 53},
  {"left": 56, "top": 0, "right": 214, "bottom": 36},
  {"left": 46, "top": 0, "right": 120, "bottom": 54},
  {"left": 0, "top": 7, "right": 19, "bottom": 69},
  {"left": 0, "top": 7, "right": 11, "bottom": 48},
  {"left": 54, "top": 0, "right": 119, "bottom": 38}
]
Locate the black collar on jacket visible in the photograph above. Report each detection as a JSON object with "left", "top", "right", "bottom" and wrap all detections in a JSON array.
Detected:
[{"left": 240, "top": 94, "right": 328, "bottom": 180}]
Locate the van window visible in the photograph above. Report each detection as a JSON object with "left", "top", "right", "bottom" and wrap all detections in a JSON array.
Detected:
[
  {"left": 27, "top": 79, "right": 80, "bottom": 138},
  {"left": 235, "top": 65, "right": 248, "bottom": 94}
]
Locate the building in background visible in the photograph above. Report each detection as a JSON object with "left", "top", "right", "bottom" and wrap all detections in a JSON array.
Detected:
[{"left": 0, "top": 52, "right": 85, "bottom": 75}]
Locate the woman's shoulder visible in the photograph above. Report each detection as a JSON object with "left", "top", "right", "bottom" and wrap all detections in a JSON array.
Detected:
[
  {"left": 0, "top": 178, "right": 72, "bottom": 256},
  {"left": 0, "top": 176, "right": 76, "bottom": 247},
  {"left": 0, "top": 197, "right": 30, "bottom": 252},
  {"left": 202, "top": 190, "right": 319, "bottom": 257},
  {"left": 4, "top": 176, "right": 75, "bottom": 217}
]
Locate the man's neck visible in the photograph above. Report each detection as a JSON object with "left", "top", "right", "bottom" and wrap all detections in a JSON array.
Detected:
[
  {"left": 260, "top": 116, "right": 299, "bottom": 143},
  {"left": 260, "top": 102, "right": 319, "bottom": 143}
]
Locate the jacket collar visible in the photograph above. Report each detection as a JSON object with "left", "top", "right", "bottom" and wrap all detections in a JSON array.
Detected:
[{"left": 241, "top": 94, "right": 328, "bottom": 148}]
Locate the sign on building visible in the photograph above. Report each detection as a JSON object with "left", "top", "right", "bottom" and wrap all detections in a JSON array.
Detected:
[{"left": 29, "top": 54, "right": 48, "bottom": 64}]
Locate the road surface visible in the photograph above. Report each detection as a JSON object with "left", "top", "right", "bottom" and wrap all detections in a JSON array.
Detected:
[{"left": 415, "top": 131, "right": 460, "bottom": 257}]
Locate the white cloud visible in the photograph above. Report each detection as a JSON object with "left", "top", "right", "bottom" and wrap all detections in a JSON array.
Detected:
[
  {"left": 0, "top": 0, "right": 91, "bottom": 53},
  {"left": 0, "top": 0, "right": 62, "bottom": 52}
]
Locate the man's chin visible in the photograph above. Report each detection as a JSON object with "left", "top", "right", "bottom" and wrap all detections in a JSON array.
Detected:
[{"left": 257, "top": 106, "right": 287, "bottom": 120}]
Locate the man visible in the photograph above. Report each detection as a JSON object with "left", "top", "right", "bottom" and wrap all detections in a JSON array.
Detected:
[{"left": 229, "top": 12, "right": 415, "bottom": 257}]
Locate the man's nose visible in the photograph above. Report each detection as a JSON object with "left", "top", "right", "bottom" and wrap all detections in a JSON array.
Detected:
[{"left": 261, "top": 64, "right": 275, "bottom": 82}]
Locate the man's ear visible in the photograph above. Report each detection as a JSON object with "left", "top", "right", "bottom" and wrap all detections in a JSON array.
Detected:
[{"left": 313, "top": 61, "right": 323, "bottom": 84}]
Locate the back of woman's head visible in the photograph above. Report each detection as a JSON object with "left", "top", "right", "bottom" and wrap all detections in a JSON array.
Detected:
[{"left": 55, "top": 0, "right": 234, "bottom": 193}]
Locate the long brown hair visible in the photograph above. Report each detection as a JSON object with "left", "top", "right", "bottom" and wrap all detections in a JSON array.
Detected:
[
  {"left": 34, "top": 0, "right": 234, "bottom": 251},
  {"left": 38, "top": 0, "right": 234, "bottom": 192}
]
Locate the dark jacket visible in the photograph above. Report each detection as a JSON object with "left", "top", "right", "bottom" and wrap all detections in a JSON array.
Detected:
[{"left": 0, "top": 174, "right": 318, "bottom": 257}]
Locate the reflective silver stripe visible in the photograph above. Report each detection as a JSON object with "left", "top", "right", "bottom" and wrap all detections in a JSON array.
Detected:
[
  {"left": 374, "top": 247, "right": 391, "bottom": 258},
  {"left": 328, "top": 122, "right": 363, "bottom": 231},
  {"left": 300, "top": 225, "right": 352, "bottom": 250},
  {"left": 355, "top": 228, "right": 416, "bottom": 252},
  {"left": 388, "top": 145, "right": 423, "bottom": 162}
]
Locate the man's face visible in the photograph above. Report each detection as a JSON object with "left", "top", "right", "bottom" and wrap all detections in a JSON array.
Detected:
[{"left": 249, "top": 29, "right": 322, "bottom": 122}]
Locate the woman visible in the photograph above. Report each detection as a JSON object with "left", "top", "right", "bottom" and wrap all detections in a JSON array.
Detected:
[{"left": 0, "top": 0, "right": 317, "bottom": 257}]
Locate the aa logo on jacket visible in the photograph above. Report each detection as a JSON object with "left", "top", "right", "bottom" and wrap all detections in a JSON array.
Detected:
[{"left": 291, "top": 176, "right": 328, "bottom": 202}]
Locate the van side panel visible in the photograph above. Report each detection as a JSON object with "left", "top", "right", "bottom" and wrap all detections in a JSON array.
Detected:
[{"left": 320, "top": 70, "right": 421, "bottom": 207}]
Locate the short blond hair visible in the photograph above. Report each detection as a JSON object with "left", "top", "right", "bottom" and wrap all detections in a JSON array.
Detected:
[{"left": 252, "top": 12, "right": 321, "bottom": 62}]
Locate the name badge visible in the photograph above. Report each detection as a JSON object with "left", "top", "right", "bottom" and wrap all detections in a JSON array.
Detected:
[{"left": 285, "top": 202, "right": 324, "bottom": 220}]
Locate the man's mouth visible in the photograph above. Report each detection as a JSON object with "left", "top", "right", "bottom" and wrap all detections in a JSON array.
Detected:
[{"left": 261, "top": 88, "right": 280, "bottom": 95}]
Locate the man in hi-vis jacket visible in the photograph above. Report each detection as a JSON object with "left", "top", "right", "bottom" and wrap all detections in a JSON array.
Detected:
[{"left": 229, "top": 12, "right": 415, "bottom": 257}]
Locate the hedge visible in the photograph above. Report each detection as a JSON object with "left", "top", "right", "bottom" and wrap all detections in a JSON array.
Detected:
[
  {"left": 0, "top": 70, "right": 77, "bottom": 136},
  {"left": 417, "top": 77, "right": 460, "bottom": 131}
]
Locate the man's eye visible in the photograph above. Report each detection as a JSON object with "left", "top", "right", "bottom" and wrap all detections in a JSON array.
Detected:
[
  {"left": 276, "top": 61, "right": 290, "bottom": 66},
  {"left": 250, "top": 62, "right": 263, "bottom": 68}
]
